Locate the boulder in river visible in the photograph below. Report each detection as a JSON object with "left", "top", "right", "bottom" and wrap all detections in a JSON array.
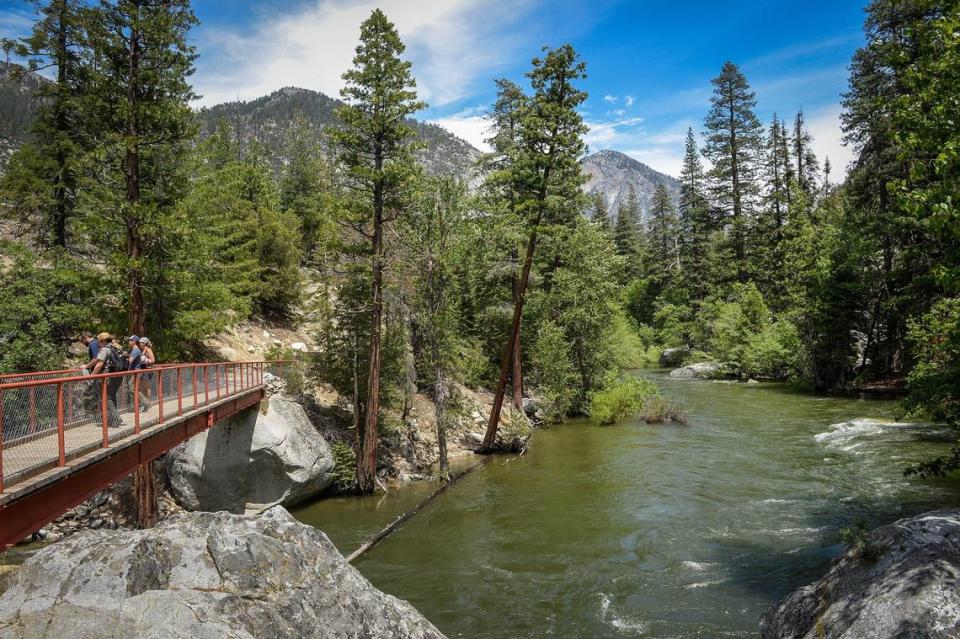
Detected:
[
  {"left": 659, "top": 346, "right": 690, "bottom": 367},
  {"left": 166, "top": 395, "right": 334, "bottom": 514},
  {"left": 669, "top": 361, "right": 737, "bottom": 380},
  {"left": 760, "top": 509, "right": 960, "bottom": 638},
  {"left": 0, "top": 507, "right": 447, "bottom": 639}
]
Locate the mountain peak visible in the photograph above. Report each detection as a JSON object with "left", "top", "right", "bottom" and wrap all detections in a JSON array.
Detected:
[{"left": 581, "top": 150, "right": 680, "bottom": 219}]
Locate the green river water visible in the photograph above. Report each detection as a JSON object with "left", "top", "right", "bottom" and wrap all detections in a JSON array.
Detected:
[{"left": 293, "top": 369, "right": 960, "bottom": 638}]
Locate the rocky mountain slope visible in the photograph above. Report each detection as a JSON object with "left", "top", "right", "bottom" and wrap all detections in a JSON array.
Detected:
[
  {"left": 0, "top": 68, "right": 681, "bottom": 215},
  {"left": 582, "top": 149, "right": 681, "bottom": 220},
  {"left": 198, "top": 86, "right": 481, "bottom": 178},
  {"left": 0, "top": 63, "right": 46, "bottom": 170}
]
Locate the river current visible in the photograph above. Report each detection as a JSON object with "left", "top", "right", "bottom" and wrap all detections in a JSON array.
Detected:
[{"left": 294, "top": 369, "right": 960, "bottom": 638}]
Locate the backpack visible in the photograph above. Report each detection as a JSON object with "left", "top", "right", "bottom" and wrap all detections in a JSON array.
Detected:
[{"left": 104, "top": 345, "right": 128, "bottom": 373}]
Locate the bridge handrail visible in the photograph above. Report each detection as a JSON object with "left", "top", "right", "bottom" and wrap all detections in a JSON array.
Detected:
[{"left": 0, "top": 360, "right": 293, "bottom": 494}]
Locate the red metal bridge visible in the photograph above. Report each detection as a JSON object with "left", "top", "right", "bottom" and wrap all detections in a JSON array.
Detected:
[{"left": 0, "top": 361, "right": 287, "bottom": 549}]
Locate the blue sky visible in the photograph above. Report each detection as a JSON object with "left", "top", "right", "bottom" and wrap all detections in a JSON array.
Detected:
[{"left": 0, "top": 0, "right": 867, "bottom": 176}]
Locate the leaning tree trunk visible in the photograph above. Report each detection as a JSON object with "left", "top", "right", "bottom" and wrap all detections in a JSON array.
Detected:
[
  {"left": 133, "top": 461, "right": 158, "bottom": 528},
  {"left": 482, "top": 226, "right": 539, "bottom": 452}
]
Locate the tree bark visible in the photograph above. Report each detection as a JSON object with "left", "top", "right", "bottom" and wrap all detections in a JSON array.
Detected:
[
  {"left": 53, "top": 0, "right": 68, "bottom": 248},
  {"left": 133, "top": 461, "right": 157, "bottom": 528},
  {"left": 358, "top": 144, "right": 385, "bottom": 493},
  {"left": 482, "top": 226, "right": 538, "bottom": 452},
  {"left": 126, "top": 15, "right": 145, "bottom": 336},
  {"left": 510, "top": 250, "right": 524, "bottom": 410}
]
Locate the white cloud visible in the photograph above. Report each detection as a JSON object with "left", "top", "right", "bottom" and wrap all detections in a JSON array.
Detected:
[
  {"left": 603, "top": 94, "right": 618, "bottom": 103},
  {"left": 623, "top": 147, "right": 685, "bottom": 177},
  {"left": 624, "top": 95, "right": 635, "bottom": 107},
  {"left": 805, "top": 103, "right": 854, "bottom": 178},
  {"left": 583, "top": 115, "right": 645, "bottom": 150},
  {"left": 428, "top": 111, "right": 492, "bottom": 152},
  {"left": 193, "top": 0, "right": 539, "bottom": 108}
]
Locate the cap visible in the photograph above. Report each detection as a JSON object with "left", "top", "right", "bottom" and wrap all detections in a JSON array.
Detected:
[{"left": 126, "top": 335, "right": 140, "bottom": 343}]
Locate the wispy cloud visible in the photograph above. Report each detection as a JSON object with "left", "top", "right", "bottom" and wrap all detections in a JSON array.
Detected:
[
  {"left": 603, "top": 94, "right": 618, "bottom": 103},
  {"left": 192, "top": 0, "right": 542, "bottom": 108},
  {"left": 744, "top": 33, "right": 862, "bottom": 70},
  {"left": 0, "top": 6, "right": 36, "bottom": 43}
]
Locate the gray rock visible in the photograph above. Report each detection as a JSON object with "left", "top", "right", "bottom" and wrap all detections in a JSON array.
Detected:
[
  {"left": 760, "top": 510, "right": 960, "bottom": 639},
  {"left": 166, "top": 396, "right": 334, "bottom": 514},
  {"left": 0, "top": 508, "right": 447, "bottom": 639},
  {"left": 659, "top": 346, "right": 690, "bottom": 368},
  {"left": 669, "top": 361, "right": 737, "bottom": 380}
]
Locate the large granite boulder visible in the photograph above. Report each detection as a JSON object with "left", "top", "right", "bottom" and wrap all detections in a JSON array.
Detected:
[
  {"left": 0, "top": 508, "right": 446, "bottom": 639},
  {"left": 166, "top": 396, "right": 334, "bottom": 514},
  {"left": 669, "top": 361, "right": 737, "bottom": 380},
  {"left": 659, "top": 346, "right": 690, "bottom": 368},
  {"left": 761, "top": 510, "right": 960, "bottom": 638}
]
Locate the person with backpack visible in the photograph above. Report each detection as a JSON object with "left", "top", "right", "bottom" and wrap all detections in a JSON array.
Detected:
[
  {"left": 127, "top": 335, "right": 152, "bottom": 412},
  {"left": 90, "top": 333, "right": 125, "bottom": 427}
]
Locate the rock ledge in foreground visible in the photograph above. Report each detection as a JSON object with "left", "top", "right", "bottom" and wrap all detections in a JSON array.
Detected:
[
  {"left": 0, "top": 507, "right": 446, "bottom": 639},
  {"left": 760, "top": 509, "right": 960, "bottom": 639}
]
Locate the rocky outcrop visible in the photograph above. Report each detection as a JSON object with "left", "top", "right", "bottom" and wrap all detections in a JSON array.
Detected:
[
  {"left": 659, "top": 347, "right": 690, "bottom": 368},
  {"left": 760, "top": 510, "right": 960, "bottom": 639},
  {"left": 669, "top": 361, "right": 737, "bottom": 380},
  {"left": 0, "top": 507, "right": 446, "bottom": 639},
  {"left": 166, "top": 396, "right": 334, "bottom": 514}
]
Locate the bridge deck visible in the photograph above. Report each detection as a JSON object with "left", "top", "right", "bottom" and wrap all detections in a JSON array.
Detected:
[{"left": 0, "top": 361, "right": 279, "bottom": 547}]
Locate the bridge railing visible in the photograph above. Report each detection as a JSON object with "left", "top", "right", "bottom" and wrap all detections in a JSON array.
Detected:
[{"left": 0, "top": 361, "right": 290, "bottom": 494}]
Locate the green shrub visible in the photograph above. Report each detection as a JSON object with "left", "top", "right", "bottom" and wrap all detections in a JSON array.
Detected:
[
  {"left": 639, "top": 393, "right": 689, "bottom": 424},
  {"left": 610, "top": 312, "right": 650, "bottom": 369},
  {"left": 590, "top": 377, "right": 659, "bottom": 425},
  {"left": 330, "top": 442, "right": 358, "bottom": 493},
  {"left": 652, "top": 303, "right": 690, "bottom": 348},
  {"left": 741, "top": 319, "right": 803, "bottom": 379},
  {"left": 455, "top": 336, "right": 495, "bottom": 389}
]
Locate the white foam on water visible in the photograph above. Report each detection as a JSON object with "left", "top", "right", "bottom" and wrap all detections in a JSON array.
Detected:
[
  {"left": 814, "top": 418, "right": 923, "bottom": 452},
  {"left": 598, "top": 593, "right": 648, "bottom": 635},
  {"left": 684, "top": 579, "right": 727, "bottom": 590},
  {"left": 681, "top": 560, "right": 713, "bottom": 571}
]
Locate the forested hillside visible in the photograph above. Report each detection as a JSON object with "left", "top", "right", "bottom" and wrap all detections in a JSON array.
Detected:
[
  {"left": 0, "top": 62, "right": 46, "bottom": 169},
  {"left": 197, "top": 86, "right": 481, "bottom": 178},
  {"left": 1, "top": 0, "right": 957, "bottom": 483}
]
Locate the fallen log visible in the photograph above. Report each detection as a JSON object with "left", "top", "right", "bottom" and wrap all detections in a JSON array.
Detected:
[{"left": 346, "top": 462, "right": 484, "bottom": 563}]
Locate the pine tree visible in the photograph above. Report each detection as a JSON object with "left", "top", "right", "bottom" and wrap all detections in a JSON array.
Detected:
[
  {"left": 83, "top": 0, "right": 198, "bottom": 338},
  {"left": 406, "top": 176, "right": 467, "bottom": 481},
  {"left": 482, "top": 78, "right": 530, "bottom": 412},
  {"left": 677, "top": 128, "right": 712, "bottom": 299},
  {"left": 280, "top": 115, "right": 335, "bottom": 264},
  {"left": 792, "top": 109, "right": 820, "bottom": 197},
  {"left": 702, "top": 61, "right": 764, "bottom": 283},
  {"left": 2, "top": 0, "right": 91, "bottom": 248},
  {"left": 329, "top": 9, "right": 425, "bottom": 493},
  {"left": 646, "top": 182, "right": 680, "bottom": 283},
  {"left": 614, "top": 186, "right": 644, "bottom": 282},
  {"left": 481, "top": 44, "right": 588, "bottom": 451},
  {"left": 755, "top": 115, "right": 791, "bottom": 299},
  {"left": 590, "top": 191, "right": 611, "bottom": 234}
]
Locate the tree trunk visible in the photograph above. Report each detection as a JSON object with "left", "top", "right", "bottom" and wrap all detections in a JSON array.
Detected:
[
  {"left": 482, "top": 227, "right": 538, "bottom": 452},
  {"left": 53, "top": 0, "right": 68, "bottom": 248},
  {"left": 510, "top": 250, "right": 523, "bottom": 410},
  {"left": 133, "top": 461, "right": 157, "bottom": 528},
  {"left": 358, "top": 160, "right": 384, "bottom": 493},
  {"left": 125, "top": 17, "right": 145, "bottom": 335},
  {"left": 435, "top": 366, "right": 449, "bottom": 482},
  {"left": 126, "top": 16, "right": 153, "bottom": 524}
]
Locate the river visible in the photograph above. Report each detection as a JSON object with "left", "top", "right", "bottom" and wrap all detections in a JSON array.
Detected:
[{"left": 293, "top": 369, "right": 960, "bottom": 638}]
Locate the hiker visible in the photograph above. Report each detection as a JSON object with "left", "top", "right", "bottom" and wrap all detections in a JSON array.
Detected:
[
  {"left": 80, "top": 331, "right": 100, "bottom": 375},
  {"left": 139, "top": 337, "right": 157, "bottom": 404},
  {"left": 127, "top": 335, "right": 152, "bottom": 411},
  {"left": 90, "top": 333, "right": 125, "bottom": 427}
]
